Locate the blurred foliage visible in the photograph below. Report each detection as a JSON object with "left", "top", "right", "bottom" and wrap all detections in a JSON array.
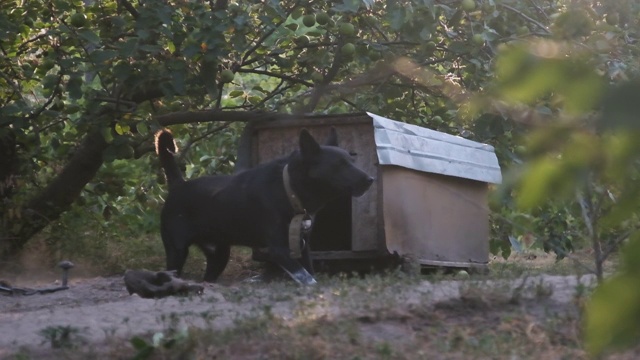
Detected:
[
  {"left": 1, "top": 0, "right": 640, "bottom": 354},
  {"left": 477, "top": 0, "right": 640, "bottom": 355},
  {"left": 586, "top": 234, "right": 640, "bottom": 355}
]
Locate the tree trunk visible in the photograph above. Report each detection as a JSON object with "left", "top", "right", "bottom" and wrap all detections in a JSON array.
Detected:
[
  {"left": 0, "top": 109, "right": 281, "bottom": 262},
  {"left": 0, "top": 127, "right": 108, "bottom": 261}
]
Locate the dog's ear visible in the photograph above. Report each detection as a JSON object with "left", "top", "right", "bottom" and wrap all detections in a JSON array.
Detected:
[
  {"left": 299, "top": 129, "right": 321, "bottom": 159},
  {"left": 325, "top": 127, "right": 338, "bottom": 146}
]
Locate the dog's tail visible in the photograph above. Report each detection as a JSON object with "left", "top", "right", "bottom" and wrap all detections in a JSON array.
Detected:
[{"left": 155, "top": 129, "right": 184, "bottom": 189}]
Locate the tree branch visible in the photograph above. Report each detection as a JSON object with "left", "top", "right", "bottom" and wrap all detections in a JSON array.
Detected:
[
  {"left": 27, "top": 74, "right": 63, "bottom": 120},
  {"left": 241, "top": 13, "right": 288, "bottom": 65},
  {"left": 252, "top": 80, "right": 293, "bottom": 109},
  {"left": 500, "top": 4, "right": 551, "bottom": 35},
  {"left": 17, "top": 31, "right": 49, "bottom": 56},
  {"left": 177, "top": 123, "right": 231, "bottom": 163},
  {"left": 118, "top": 0, "right": 139, "bottom": 19},
  {"left": 154, "top": 110, "right": 297, "bottom": 126},
  {"left": 211, "top": 0, "right": 228, "bottom": 11},
  {"left": 237, "top": 68, "right": 312, "bottom": 87},
  {"left": 0, "top": 70, "right": 22, "bottom": 103},
  {"left": 242, "top": 41, "right": 337, "bottom": 68},
  {"left": 601, "top": 230, "right": 634, "bottom": 262},
  {"left": 130, "top": 87, "right": 165, "bottom": 104},
  {"left": 300, "top": 40, "right": 348, "bottom": 113},
  {"left": 577, "top": 185, "right": 604, "bottom": 282},
  {"left": 321, "top": 56, "right": 457, "bottom": 95}
]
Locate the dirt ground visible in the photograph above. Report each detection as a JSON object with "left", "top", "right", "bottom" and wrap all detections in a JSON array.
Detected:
[
  {"left": 1, "top": 266, "right": 598, "bottom": 359},
  {"left": 5, "top": 248, "right": 639, "bottom": 359}
]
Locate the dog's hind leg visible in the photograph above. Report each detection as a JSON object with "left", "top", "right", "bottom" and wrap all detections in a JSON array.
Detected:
[
  {"left": 161, "top": 217, "right": 191, "bottom": 276},
  {"left": 163, "top": 241, "right": 189, "bottom": 276},
  {"left": 200, "top": 243, "right": 231, "bottom": 282}
]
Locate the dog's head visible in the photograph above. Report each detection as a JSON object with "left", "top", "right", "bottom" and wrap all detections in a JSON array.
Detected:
[{"left": 299, "top": 128, "right": 374, "bottom": 197}]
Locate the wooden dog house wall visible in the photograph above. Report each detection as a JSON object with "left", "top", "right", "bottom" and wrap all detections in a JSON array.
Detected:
[{"left": 237, "top": 112, "right": 502, "bottom": 269}]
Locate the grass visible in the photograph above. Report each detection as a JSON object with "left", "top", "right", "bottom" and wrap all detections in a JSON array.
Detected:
[
  {"left": 50, "top": 270, "right": 593, "bottom": 360},
  {"left": 3, "top": 227, "right": 259, "bottom": 285},
  {"left": 5, "top": 213, "right": 616, "bottom": 285},
  {"left": 488, "top": 248, "right": 620, "bottom": 279},
  {"left": 38, "top": 325, "right": 87, "bottom": 349},
  {"left": 3, "top": 225, "right": 633, "bottom": 359},
  {"left": 8, "top": 263, "right": 640, "bottom": 359}
]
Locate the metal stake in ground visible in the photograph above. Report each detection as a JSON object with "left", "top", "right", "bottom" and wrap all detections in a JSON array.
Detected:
[{"left": 58, "top": 260, "right": 74, "bottom": 287}]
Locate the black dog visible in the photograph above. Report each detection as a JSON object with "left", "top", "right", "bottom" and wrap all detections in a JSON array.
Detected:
[{"left": 155, "top": 128, "right": 373, "bottom": 285}]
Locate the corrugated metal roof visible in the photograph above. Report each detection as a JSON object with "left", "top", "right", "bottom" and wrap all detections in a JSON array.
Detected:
[{"left": 368, "top": 112, "right": 502, "bottom": 184}]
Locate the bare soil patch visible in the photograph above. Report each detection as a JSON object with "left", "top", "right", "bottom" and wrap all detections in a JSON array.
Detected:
[
  {"left": 2, "top": 250, "right": 637, "bottom": 359},
  {"left": 1, "top": 270, "right": 599, "bottom": 359}
]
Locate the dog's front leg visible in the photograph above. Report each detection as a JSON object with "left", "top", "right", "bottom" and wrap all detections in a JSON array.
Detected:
[
  {"left": 300, "top": 238, "right": 314, "bottom": 275},
  {"left": 300, "top": 216, "right": 315, "bottom": 275},
  {"left": 269, "top": 246, "right": 317, "bottom": 285}
]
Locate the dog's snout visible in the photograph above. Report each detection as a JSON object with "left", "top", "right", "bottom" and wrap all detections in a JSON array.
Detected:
[
  {"left": 350, "top": 175, "right": 375, "bottom": 197},
  {"left": 360, "top": 175, "right": 374, "bottom": 188}
]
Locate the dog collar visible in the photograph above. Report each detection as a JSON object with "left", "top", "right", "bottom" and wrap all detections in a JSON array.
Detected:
[{"left": 282, "top": 165, "right": 306, "bottom": 214}]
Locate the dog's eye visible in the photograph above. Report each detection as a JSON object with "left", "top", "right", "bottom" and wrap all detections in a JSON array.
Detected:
[
  {"left": 349, "top": 151, "right": 357, "bottom": 156},
  {"left": 340, "top": 158, "right": 354, "bottom": 166}
]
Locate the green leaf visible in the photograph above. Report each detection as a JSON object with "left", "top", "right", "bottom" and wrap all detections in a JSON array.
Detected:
[
  {"left": 167, "top": 41, "right": 176, "bottom": 54},
  {"left": 448, "top": 41, "right": 469, "bottom": 54},
  {"left": 172, "top": 70, "right": 186, "bottom": 95},
  {"left": 42, "top": 74, "right": 58, "bottom": 90},
  {"left": 448, "top": 9, "right": 464, "bottom": 27},
  {"left": 585, "top": 263, "right": 640, "bottom": 355},
  {"left": 388, "top": 7, "right": 405, "bottom": 31},
  {"left": 119, "top": 38, "right": 139, "bottom": 57},
  {"left": 621, "top": 232, "right": 640, "bottom": 274},
  {"left": 419, "top": 26, "right": 433, "bottom": 41},
  {"left": 489, "top": 238, "right": 511, "bottom": 259},
  {"left": 599, "top": 80, "right": 640, "bottom": 131},
  {"left": 89, "top": 49, "right": 118, "bottom": 63},
  {"left": 130, "top": 336, "right": 149, "bottom": 350},
  {"left": 102, "top": 127, "right": 114, "bottom": 144},
  {"left": 115, "top": 123, "right": 130, "bottom": 135},
  {"left": 136, "top": 122, "right": 149, "bottom": 136},
  {"left": 560, "top": 66, "right": 603, "bottom": 114},
  {"left": 77, "top": 28, "right": 101, "bottom": 45},
  {"left": 113, "top": 62, "right": 132, "bottom": 81},
  {"left": 228, "top": 90, "right": 244, "bottom": 98},
  {"left": 54, "top": 0, "right": 73, "bottom": 11},
  {"left": 139, "top": 44, "right": 162, "bottom": 54},
  {"left": 131, "top": 345, "right": 154, "bottom": 360},
  {"left": 160, "top": 82, "right": 174, "bottom": 96},
  {"left": 66, "top": 75, "right": 83, "bottom": 100},
  {"left": 1, "top": 104, "right": 23, "bottom": 117},
  {"left": 496, "top": 45, "right": 604, "bottom": 113},
  {"left": 332, "top": 0, "right": 361, "bottom": 13},
  {"left": 65, "top": 104, "right": 81, "bottom": 114},
  {"left": 200, "top": 59, "right": 218, "bottom": 97},
  {"left": 517, "top": 157, "right": 571, "bottom": 210}
]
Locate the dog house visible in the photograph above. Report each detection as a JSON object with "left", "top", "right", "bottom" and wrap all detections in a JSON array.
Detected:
[{"left": 237, "top": 112, "right": 502, "bottom": 270}]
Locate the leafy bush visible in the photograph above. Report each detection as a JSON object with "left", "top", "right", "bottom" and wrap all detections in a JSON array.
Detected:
[{"left": 2, "top": 0, "right": 640, "bottom": 354}]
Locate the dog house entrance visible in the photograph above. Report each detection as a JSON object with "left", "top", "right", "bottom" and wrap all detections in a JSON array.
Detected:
[
  {"left": 250, "top": 194, "right": 355, "bottom": 272},
  {"left": 310, "top": 195, "right": 352, "bottom": 251}
]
